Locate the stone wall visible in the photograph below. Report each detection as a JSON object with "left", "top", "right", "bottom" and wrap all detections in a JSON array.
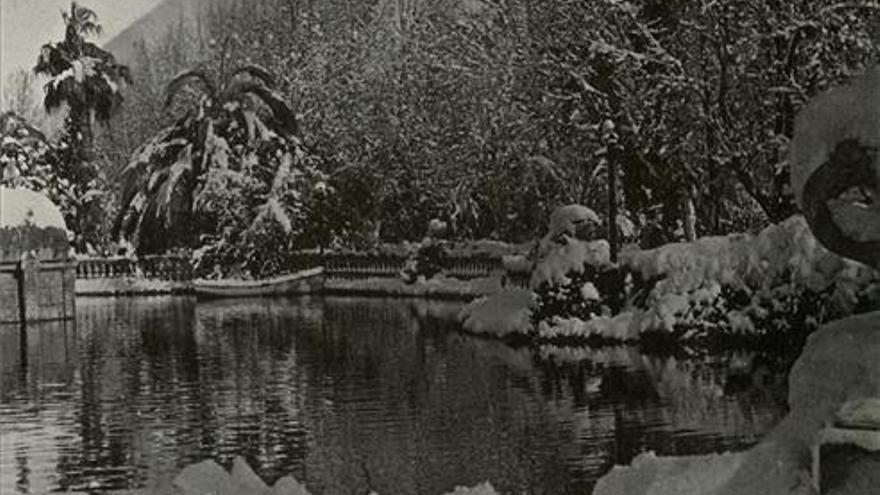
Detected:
[
  {"left": 0, "top": 263, "right": 22, "bottom": 323},
  {"left": 0, "top": 224, "right": 74, "bottom": 323}
]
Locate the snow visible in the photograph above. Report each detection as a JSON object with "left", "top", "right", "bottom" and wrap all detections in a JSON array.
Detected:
[
  {"left": 580, "top": 281, "right": 601, "bottom": 301},
  {"left": 328, "top": 274, "right": 503, "bottom": 299},
  {"left": 457, "top": 215, "right": 879, "bottom": 344},
  {"left": 835, "top": 398, "right": 880, "bottom": 429},
  {"left": 174, "top": 456, "right": 498, "bottom": 495},
  {"left": 458, "top": 289, "right": 535, "bottom": 337},
  {"left": 537, "top": 312, "right": 637, "bottom": 341},
  {"left": 530, "top": 239, "right": 610, "bottom": 289},
  {"left": 619, "top": 216, "right": 878, "bottom": 337},
  {"left": 594, "top": 451, "right": 746, "bottom": 495},
  {"left": 547, "top": 204, "right": 601, "bottom": 238},
  {"left": 0, "top": 186, "right": 67, "bottom": 230},
  {"left": 593, "top": 310, "right": 880, "bottom": 495}
]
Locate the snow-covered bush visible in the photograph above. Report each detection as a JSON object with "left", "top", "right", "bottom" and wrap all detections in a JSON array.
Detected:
[
  {"left": 622, "top": 215, "right": 880, "bottom": 343},
  {"left": 527, "top": 234, "right": 629, "bottom": 332},
  {"left": 463, "top": 214, "right": 879, "bottom": 345}
]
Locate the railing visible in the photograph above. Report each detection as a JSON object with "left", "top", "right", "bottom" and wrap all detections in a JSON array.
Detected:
[
  {"left": 76, "top": 255, "right": 192, "bottom": 281},
  {"left": 76, "top": 252, "right": 506, "bottom": 282},
  {"left": 444, "top": 254, "right": 503, "bottom": 280},
  {"left": 291, "top": 252, "right": 504, "bottom": 280}
]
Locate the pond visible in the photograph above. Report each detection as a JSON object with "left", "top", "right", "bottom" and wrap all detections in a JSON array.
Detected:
[{"left": 0, "top": 296, "right": 789, "bottom": 495}]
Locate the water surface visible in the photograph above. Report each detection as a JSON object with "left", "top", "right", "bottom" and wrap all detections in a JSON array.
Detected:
[{"left": 0, "top": 296, "right": 787, "bottom": 494}]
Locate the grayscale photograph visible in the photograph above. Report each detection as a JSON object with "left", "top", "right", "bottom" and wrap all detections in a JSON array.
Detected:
[{"left": 1, "top": 1, "right": 879, "bottom": 494}]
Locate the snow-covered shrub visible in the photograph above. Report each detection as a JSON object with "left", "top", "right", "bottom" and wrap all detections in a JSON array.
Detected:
[
  {"left": 528, "top": 236, "right": 627, "bottom": 327},
  {"left": 624, "top": 215, "right": 880, "bottom": 342}
]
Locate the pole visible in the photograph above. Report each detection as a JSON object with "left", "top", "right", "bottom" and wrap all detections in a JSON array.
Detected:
[{"left": 608, "top": 159, "right": 619, "bottom": 263}]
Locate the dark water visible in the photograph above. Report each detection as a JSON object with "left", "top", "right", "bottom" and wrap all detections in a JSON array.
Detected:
[{"left": 0, "top": 296, "right": 788, "bottom": 495}]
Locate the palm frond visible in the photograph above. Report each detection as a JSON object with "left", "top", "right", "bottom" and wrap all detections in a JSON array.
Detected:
[
  {"left": 229, "top": 65, "right": 277, "bottom": 88},
  {"left": 225, "top": 81, "right": 297, "bottom": 136},
  {"left": 155, "top": 145, "right": 194, "bottom": 227},
  {"left": 82, "top": 42, "right": 117, "bottom": 65},
  {"left": 42, "top": 76, "right": 79, "bottom": 113},
  {"left": 164, "top": 69, "right": 217, "bottom": 108},
  {"left": 270, "top": 151, "right": 293, "bottom": 194},
  {"left": 253, "top": 197, "right": 293, "bottom": 234},
  {"left": 63, "top": 2, "right": 102, "bottom": 37},
  {"left": 34, "top": 44, "right": 69, "bottom": 76},
  {"left": 241, "top": 104, "right": 257, "bottom": 144}
]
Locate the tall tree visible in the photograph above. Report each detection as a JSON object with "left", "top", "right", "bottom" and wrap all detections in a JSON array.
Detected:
[
  {"left": 34, "top": 2, "right": 131, "bottom": 154},
  {"left": 30, "top": 2, "right": 132, "bottom": 251}
]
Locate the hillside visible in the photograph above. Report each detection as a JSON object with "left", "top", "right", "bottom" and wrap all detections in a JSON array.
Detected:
[{"left": 102, "top": 0, "right": 209, "bottom": 66}]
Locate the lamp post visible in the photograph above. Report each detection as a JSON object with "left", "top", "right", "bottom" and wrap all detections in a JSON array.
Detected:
[{"left": 602, "top": 119, "right": 619, "bottom": 263}]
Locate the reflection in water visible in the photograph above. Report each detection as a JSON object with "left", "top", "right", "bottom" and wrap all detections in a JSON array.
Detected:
[{"left": 0, "top": 296, "right": 787, "bottom": 494}]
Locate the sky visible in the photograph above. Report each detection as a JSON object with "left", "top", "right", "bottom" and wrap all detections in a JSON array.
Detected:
[{"left": 0, "top": 0, "right": 164, "bottom": 92}]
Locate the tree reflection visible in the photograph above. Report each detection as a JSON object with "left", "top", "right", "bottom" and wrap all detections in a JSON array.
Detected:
[{"left": 1, "top": 297, "right": 788, "bottom": 495}]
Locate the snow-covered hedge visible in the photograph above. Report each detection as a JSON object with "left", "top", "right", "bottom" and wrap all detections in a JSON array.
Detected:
[{"left": 460, "top": 215, "right": 880, "bottom": 345}]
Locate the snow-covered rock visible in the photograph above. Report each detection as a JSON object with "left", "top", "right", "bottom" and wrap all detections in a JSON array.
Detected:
[{"left": 459, "top": 289, "right": 536, "bottom": 338}]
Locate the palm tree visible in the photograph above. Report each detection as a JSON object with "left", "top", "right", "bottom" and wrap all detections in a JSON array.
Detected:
[
  {"left": 33, "top": 2, "right": 131, "bottom": 152},
  {"left": 114, "top": 64, "right": 303, "bottom": 256}
]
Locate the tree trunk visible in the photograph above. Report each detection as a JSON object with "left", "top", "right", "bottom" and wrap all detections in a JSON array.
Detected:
[{"left": 682, "top": 188, "right": 697, "bottom": 242}]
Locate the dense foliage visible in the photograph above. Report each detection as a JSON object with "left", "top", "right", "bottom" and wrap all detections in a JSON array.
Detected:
[
  {"left": 114, "top": 64, "right": 331, "bottom": 277},
  {"left": 0, "top": 111, "right": 109, "bottom": 246},
  {"left": 97, "top": 0, "right": 880, "bottom": 253}
]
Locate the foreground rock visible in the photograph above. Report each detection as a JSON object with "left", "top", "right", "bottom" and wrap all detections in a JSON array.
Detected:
[
  {"left": 174, "top": 456, "right": 498, "bottom": 495},
  {"left": 594, "top": 309, "right": 880, "bottom": 495}
]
